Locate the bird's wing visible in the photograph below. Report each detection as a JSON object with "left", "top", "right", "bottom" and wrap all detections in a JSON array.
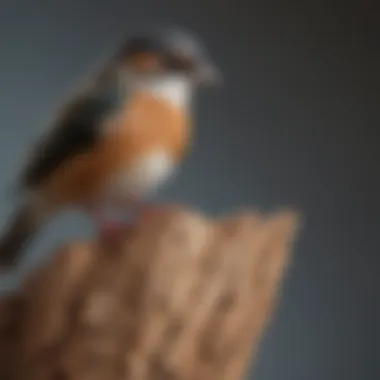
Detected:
[{"left": 18, "top": 76, "right": 125, "bottom": 191}]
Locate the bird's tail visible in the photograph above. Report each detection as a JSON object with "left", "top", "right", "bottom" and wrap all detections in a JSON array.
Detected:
[{"left": 0, "top": 197, "right": 49, "bottom": 268}]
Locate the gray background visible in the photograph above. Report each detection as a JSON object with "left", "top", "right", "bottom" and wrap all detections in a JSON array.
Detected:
[{"left": 0, "top": 0, "right": 379, "bottom": 379}]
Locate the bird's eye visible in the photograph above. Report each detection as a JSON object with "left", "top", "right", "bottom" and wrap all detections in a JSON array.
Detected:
[
  {"left": 125, "top": 52, "right": 163, "bottom": 73},
  {"left": 165, "top": 51, "right": 194, "bottom": 72}
]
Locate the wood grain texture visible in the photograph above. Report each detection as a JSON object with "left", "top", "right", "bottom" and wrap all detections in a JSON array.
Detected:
[{"left": 0, "top": 205, "right": 299, "bottom": 380}]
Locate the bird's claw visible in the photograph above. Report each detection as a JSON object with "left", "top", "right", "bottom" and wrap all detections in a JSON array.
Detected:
[{"left": 98, "top": 220, "right": 127, "bottom": 241}]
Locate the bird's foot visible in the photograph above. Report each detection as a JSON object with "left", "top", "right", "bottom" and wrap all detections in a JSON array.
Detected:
[
  {"left": 137, "top": 202, "right": 165, "bottom": 221},
  {"left": 92, "top": 200, "right": 165, "bottom": 242},
  {"left": 98, "top": 220, "right": 127, "bottom": 241}
]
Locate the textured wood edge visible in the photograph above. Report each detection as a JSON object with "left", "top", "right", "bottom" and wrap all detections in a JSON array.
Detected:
[{"left": 0, "top": 205, "right": 300, "bottom": 380}]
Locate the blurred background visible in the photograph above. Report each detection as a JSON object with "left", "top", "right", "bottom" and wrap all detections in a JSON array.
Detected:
[{"left": 0, "top": 0, "right": 379, "bottom": 379}]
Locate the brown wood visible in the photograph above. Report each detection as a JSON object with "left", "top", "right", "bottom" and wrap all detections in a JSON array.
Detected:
[{"left": 0, "top": 205, "right": 300, "bottom": 380}]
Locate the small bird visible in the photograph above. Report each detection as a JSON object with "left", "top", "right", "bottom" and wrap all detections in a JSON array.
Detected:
[{"left": 0, "top": 27, "right": 221, "bottom": 268}]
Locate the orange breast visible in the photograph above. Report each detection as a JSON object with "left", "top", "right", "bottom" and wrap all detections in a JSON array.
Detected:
[{"left": 42, "top": 91, "right": 191, "bottom": 206}]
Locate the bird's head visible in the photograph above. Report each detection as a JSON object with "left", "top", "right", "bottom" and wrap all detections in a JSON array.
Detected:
[{"left": 115, "top": 28, "right": 222, "bottom": 90}]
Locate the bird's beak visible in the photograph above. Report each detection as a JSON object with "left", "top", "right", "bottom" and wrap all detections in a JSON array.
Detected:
[{"left": 195, "top": 61, "right": 222, "bottom": 87}]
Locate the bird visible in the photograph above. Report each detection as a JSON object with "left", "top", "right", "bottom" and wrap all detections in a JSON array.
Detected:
[{"left": 0, "top": 27, "right": 221, "bottom": 269}]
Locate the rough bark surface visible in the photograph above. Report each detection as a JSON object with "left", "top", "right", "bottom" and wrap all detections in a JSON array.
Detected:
[{"left": 0, "top": 205, "right": 299, "bottom": 380}]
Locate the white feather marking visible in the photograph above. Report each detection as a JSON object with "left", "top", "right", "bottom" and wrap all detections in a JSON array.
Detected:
[
  {"left": 132, "top": 75, "right": 192, "bottom": 110},
  {"left": 102, "top": 74, "right": 192, "bottom": 136},
  {"left": 104, "top": 149, "right": 176, "bottom": 199}
]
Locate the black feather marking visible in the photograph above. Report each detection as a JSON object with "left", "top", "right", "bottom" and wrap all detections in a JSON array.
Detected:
[
  {"left": 19, "top": 79, "right": 125, "bottom": 190},
  {"left": 0, "top": 199, "right": 43, "bottom": 267}
]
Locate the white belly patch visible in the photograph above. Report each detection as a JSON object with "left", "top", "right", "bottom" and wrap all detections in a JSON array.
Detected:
[{"left": 104, "top": 149, "right": 176, "bottom": 199}]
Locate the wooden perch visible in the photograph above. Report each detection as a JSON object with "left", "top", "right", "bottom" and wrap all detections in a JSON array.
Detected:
[{"left": 0, "top": 205, "right": 300, "bottom": 380}]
